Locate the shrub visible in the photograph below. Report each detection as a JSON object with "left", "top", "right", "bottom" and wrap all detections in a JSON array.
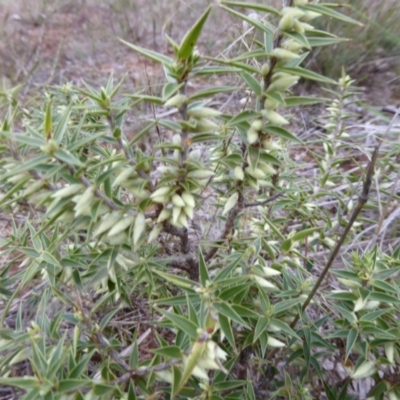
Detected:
[{"left": 0, "top": 1, "right": 399, "bottom": 399}]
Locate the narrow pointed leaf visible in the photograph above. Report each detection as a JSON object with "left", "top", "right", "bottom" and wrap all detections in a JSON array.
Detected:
[
  {"left": 276, "top": 66, "right": 337, "bottom": 84},
  {"left": 178, "top": 6, "right": 212, "bottom": 60},
  {"left": 120, "top": 39, "right": 173, "bottom": 66}
]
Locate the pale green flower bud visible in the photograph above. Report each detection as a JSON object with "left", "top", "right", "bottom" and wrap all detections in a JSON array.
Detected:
[
  {"left": 245, "top": 167, "right": 265, "bottom": 179},
  {"left": 294, "top": 0, "right": 308, "bottom": 5},
  {"left": 264, "top": 97, "right": 279, "bottom": 110},
  {"left": 151, "top": 186, "right": 172, "bottom": 202},
  {"left": 94, "top": 212, "right": 121, "bottom": 237},
  {"left": 223, "top": 192, "right": 239, "bottom": 215},
  {"left": 271, "top": 48, "right": 301, "bottom": 61},
  {"left": 133, "top": 213, "right": 146, "bottom": 245},
  {"left": 281, "top": 6, "right": 305, "bottom": 19},
  {"left": 178, "top": 211, "right": 188, "bottom": 228},
  {"left": 41, "top": 139, "right": 59, "bottom": 156},
  {"left": 181, "top": 192, "right": 195, "bottom": 208},
  {"left": 157, "top": 208, "right": 171, "bottom": 223},
  {"left": 301, "top": 11, "right": 321, "bottom": 21},
  {"left": 251, "top": 119, "right": 263, "bottom": 131},
  {"left": 263, "top": 266, "right": 281, "bottom": 277},
  {"left": 114, "top": 166, "right": 136, "bottom": 187},
  {"left": 188, "top": 107, "right": 222, "bottom": 118},
  {"left": 193, "top": 118, "right": 219, "bottom": 133},
  {"left": 294, "top": 20, "right": 314, "bottom": 33},
  {"left": 261, "top": 138, "right": 282, "bottom": 150},
  {"left": 148, "top": 223, "right": 163, "bottom": 243},
  {"left": 278, "top": 13, "right": 294, "bottom": 31},
  {"left": 187, "top": 169, "right": 215, "bottom": 179},
  {"left": 267, "top": 336, "right": 286, "bottom": 347},
  {"left": 247, "top": 128, "right": 259, "bottom": 144},
  {"left": 252, "top": 275, "right": 277, "bottom": 289},
  {"left": 74, "top": 186, "right": 95, "bottom": 217},
  {"left": 351, "top": 361, "right": 375, "bottom": 380},
  {"left": 172, "top": 134, "right": 181, "bottom": 145},
  {"left": 268, "top": 75, "right": 299, "bottom": 92},
  {"left": 385, "top": 342, "right": 394, "bottom": 364},
  {"left": 234, "top": 166, "right": 244, "bottom": 181},
  {"left": 107, "top": 215, "right": 134, "bottom": 237},
  {"left": 164, "top": 94, "right": 187, "bottom": 108},
  {"left": 172, "top": 206, "right": 181, "bottom": 225},
  {"left": 172, "top": 194, "right": 186, "bottom": 208},
  {"left": 265, "top": 110, "right": 289, "bottom": 125},
  {"left": 281, "top": 39, "right": 304, "bottom": 53},
  {"left": 260, "top": 63, "right": 270, "bottom": 77},
  {"left": 183, "top": 205, "right": 194, "bottom": 219}
]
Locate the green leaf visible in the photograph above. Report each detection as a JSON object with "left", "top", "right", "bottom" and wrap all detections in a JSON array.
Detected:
[
  {"left": 301, "top": 3, "right": 362, "bottom": 26},
  {"left": 240, "top": 71, "right": 262, "bottom": 96},
  {"left": 359, "top": 309, "right": 390, "bottom": 322},
  {"left": 152, "top": 269, "right": 197, "bottom": 290},
  {"left": 282, "top": 31, "right": 310, "bottom": 49},
  {"left": 158, "top": 310, "right": 199, "bottom": 339},
  {"left": 302, "top": 326, "right": 311, "bottom": 376},
  {"left": 58, "top": 379, "right": 91, "bottom": 393},
  {"left": 178, "top": 6, "right": 212, "bottom": 60},
  {"left": 214, "top": 301, "right": 250, "bottom": 329},
  {"left": 231, "top": 49, "right": 269, "bottom": 62},
  {"left": 264, "top": 125, "right": 303, "bottom": 143},
  {"left": 345, "top": 327, "right": 359, "bottom": 360},
  {"left": 69, "top": 351, "right": 95, "bottom": 378},
  {"left": 306, "top": 34, "right": 349, "bottom": 47},
  {"left": 231, "top": 304, "right": 259, "bottom": 320},
  {"left": 120, "top": 39, "right": 173, "bottom": 65},
  {"left": 254, "top": 317, "right": 269, "bottom": 343},
  {"left": 93, "top": 384, "right": 115, "bottom": 395},
  {"left": 1, "top": 131, "right": 45, "bottom": 148},
  {"left": 198, "top": 249, "right": 209, "bottom": 287},
  {"left": 162, "top": 82, "right": 184, "bottom": 100},
  {"left": 2, "top": 155, "right": 49, "bottom": 178},
  {"left": 276, "top": 66, "right": 337, "bottom": 84},
  {"left": 334, "top": 304, "right": 357, "bottom": 325},
  {"left": 226, "top": 110, "right": 259, "bottom": 127},
  {"left": 192, "top": 65, "right": 242, "bottom": 75},
  {"left": 221, "top": 5, "right": 275, "bottom": 35},
  {"left": 44, "top": 100, "right": 52, "bottom": 140},
  {"left": 220, "top": 1, "right": 279, "bottom": 16},
  {"left": 129, "top": 121, "right": 155, "bottom": 146},
  {"left": 223, "top": 59, "right": 260, "bottom": 74},
  {"left": 367, "top": 381, "right": 390, "bottom": 399},
  {"left": 218, "top": 313, "right": 236, "bottom": 349},
  {"left": 189, "top": 86, "right": 237, "bottom": 101},
  {"left": 274, "top": 298, "right": 303, "bottom": 314},
  {"left": 128, "top": 94, "right": 164, "bottom": 105},
  {"left": 54, "top": 103, "right": 72, "bottom": 144},
  {"left": 270, "top": 319, "right": 300, "bottom": 340},
  {"left": 369, "top": 292, "right": 400, "bottom": 305},
  {"left": 370, "top": 280, "right": 398, "bottom": 294},
  {"left": 259, "top": 151, "right": 282, "bottom": 167},
  {"left": 291, "top": 227, "right": 320, "bottom": 242},
  {"left": 0, "top": 377, "right": 38, "bottom": 389},
  {"left": 215, "top": 253, "right": 244, "bottom": 282},
  {"left": 329, "top": 291, "right": 357, "bottom": 302},
  {"left": 284, "top": 96, "right": 329, "bottom": 107},
  {"left": 281, "top": 239, "right": 292, "bottom": 253},
  {"left": 152, "top": 345, "right": 183, "bottom": 359},
  {"left": 54, "top": 149, "right": 84, "bottom": 167}
]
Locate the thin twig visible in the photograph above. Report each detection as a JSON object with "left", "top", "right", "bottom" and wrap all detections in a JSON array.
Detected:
[
  {"left": 244, "top": 191, "right": 284, "bottom": 208},
  {"left": 290, "top": 144, "right": 380, "bottom": 329}
]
